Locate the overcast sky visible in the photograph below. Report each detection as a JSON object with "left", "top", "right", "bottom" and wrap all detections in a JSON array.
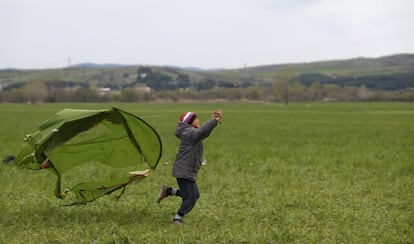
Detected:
[{"left": 1, "top": 0, "right": 413, "bottom": 69}]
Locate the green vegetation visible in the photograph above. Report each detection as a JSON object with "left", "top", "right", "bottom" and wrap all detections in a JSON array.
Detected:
[
  {"left": 1, "top": 54, "right": 413, "bottom": 103},
  {"left": 1, "top": 102, "right": 413, "bottom": 243}
]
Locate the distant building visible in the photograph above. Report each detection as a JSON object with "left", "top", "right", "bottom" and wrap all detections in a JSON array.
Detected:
[{"left": 99, "top": 87, "right": 111, "bottom": 95}]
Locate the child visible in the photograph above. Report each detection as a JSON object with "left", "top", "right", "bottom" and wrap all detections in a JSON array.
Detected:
[{"left": 157, "top": 109, "right": 222, "bottom": 225}]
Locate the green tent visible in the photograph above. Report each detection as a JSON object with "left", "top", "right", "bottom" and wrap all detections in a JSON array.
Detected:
[{"left": 18, "top": 107, "right": 162, "bottom": 204}]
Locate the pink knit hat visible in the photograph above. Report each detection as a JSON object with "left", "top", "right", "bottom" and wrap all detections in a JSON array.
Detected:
[{"left": 180, "top": 112, "right": 197, "bottom": 124}]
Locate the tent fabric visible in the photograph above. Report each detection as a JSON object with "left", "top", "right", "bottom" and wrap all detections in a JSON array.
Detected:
[
  {"left": 66, "top": 171, "right": 149, "bottom": 205},
  {"left": 18, "top": 107, "right": 162, "bottom": 204}
]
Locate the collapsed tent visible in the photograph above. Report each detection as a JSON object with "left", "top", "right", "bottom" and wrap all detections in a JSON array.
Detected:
[{"left": 17, "top": 107, "right": 162, "bottom": 204}]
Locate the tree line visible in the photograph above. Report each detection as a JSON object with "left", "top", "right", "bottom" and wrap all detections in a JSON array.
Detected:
[
  {"left": 1, "top": 67, "right": 413, "bottom": 103},
  {"left": 135, "top": 67, "right": 252, "bottom": 91}
]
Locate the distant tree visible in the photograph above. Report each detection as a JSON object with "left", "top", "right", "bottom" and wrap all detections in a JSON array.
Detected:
[
  {"left": 309, "top": 82, "right": 322, "bottom": 101},
  {"left": 119, "top": 88, "right": 137, "bottom": 102},
  {"left": 0, "top": 90, "right": 15, "bottom": 102},
  {"left": 176, "top": 74, "right": 191, "bottom": 89},
  {"left": 196, "top": 79, "right": 216, "bottom": 90},
  {"left": 72, "top": 87, "right": 98, "bottom": 102},
  {"left": 323, "top": 84, "right": 342, "bottom": 100},
  {"left": 217, "top": 80, "right": 237, "bottom": 88},
  {"left": 245, "top": 86, "right": 262, "bottom": 100},
  {"left": 137, "top": 67, "right": 153, "bottom": 81},
  {"left": 21, "top": 80, "right": 49, "bottom": 103},
  {"left": 273, "top": 69, "right": 297, "bottom": 104},
  {"left": 290, "top": 81, "right": 306, "bottom": 101},
  {"left": 137, "top": 69, "right": 173, "bottom": 91},
  {"left": 153, "top": 73, "right": 173, "bottom": 90}
]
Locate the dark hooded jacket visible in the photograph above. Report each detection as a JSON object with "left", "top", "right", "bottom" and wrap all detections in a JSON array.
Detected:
[{"left": 172, "top": 118, "right": 218, "bottom": 181}]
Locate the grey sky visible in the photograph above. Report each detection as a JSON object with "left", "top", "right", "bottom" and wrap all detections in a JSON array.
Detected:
[{"left": 1, "top": 0, "right": 413, "bottom": 69}]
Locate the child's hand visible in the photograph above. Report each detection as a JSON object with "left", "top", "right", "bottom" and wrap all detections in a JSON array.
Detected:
[{"left": 212, "top": 109, "right": 222, "bottom": 121}]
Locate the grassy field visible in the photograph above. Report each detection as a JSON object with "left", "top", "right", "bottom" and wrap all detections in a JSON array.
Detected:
[{"left": 0, "top": 102, "right": 413, "bottom": 243}]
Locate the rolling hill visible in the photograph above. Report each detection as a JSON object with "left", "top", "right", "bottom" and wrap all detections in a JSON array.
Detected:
[{"left": 1, "top": 53, "right": 413, "bottom": 91}]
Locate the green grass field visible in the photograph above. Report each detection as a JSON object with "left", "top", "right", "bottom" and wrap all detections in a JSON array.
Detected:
[{"left": 1, "top": 102, "right": 413, "bottom": 243}]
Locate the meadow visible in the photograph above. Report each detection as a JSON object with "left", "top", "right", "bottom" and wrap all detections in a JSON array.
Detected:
[{"left": 0, "top": 102, "right": 413, "bottom": 243}]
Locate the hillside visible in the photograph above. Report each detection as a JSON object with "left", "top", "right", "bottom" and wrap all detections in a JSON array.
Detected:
[
  {"left": 201, "top": 54, "right": 414, "bottom": 88},
  {"left": 1, "top": 53, "right": 414, "bottom": 91}
]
